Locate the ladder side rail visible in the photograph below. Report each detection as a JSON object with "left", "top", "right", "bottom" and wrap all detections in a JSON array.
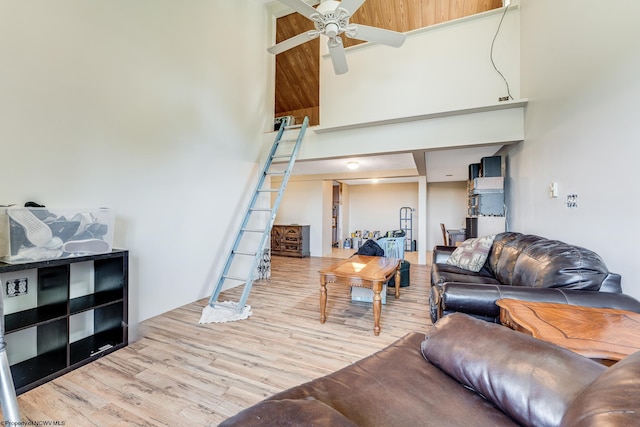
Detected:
[
  {"left": 208, "top": 124, "right": 289, "bottom": 305},
  {"left": 235, "top": 117, "right": 309, "bottom": 309},
  {"left": 268, "top": 116, "right": 308, "bottom": 232}
]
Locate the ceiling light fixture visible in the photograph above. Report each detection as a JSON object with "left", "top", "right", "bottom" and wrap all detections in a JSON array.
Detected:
[
  {"left": 371, "top": 178, "right": 380, "bottom": 183},
  {"left": 346, "top": 161, "right": 359, "bottom": 170}
]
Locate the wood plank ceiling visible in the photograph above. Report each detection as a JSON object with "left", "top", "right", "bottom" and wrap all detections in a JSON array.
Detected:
[{"left": 274, "top": 0, "right": 503, "bottom": 126}]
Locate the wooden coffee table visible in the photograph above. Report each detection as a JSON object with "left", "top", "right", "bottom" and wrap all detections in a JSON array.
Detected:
[
  {"left": 319, "top": 255, "right": 401, "bottom": 336},
  {"left": 497, "top": 298, "right": 640, "bottom": 364}
]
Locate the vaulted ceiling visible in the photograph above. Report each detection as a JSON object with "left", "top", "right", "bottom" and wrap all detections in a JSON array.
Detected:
[{"left": 268, "top": 0, "right": 506, "bottom": 184}]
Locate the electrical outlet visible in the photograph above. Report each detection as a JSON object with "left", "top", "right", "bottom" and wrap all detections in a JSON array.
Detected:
[
  {"left": 6, "top": 278, "right": 28, "bottom": 297},
  {"left": 566, "top": 194, "right": 578, "bottom": 208},
  {"left": 498, "top": 96, "right": 510, "bottom": 102}
]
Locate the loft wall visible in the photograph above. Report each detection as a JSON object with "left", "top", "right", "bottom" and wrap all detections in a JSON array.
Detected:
[{"left": 319, "top": 7, "right": 519, "bottom": 128}]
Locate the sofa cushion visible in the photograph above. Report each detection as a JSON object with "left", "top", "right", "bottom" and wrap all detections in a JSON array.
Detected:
[
  {"left": 490, "top": 233, "right": 610, "bottom": 290},
  {"left": 446, "top": 234, "right": 496, "bottom": 272},
  {"left": 218, "top": 397, "right": 359, "bottom": 427},
  {"left": 485, "top": 232, "right": 524, "bottom": 276},
  {"left": 561, "top": 350, "right": 640, "bottom": 426},
  {"left": 422, "top": 313, "right": 606, "bottom": 427},
  {"left": 431, "top": 263, "right": 501, "bottom": 286}
]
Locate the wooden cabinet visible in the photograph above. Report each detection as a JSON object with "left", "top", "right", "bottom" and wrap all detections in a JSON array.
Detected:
[
  {"left": 271, "top": 225, "right": 310, "bottom": 257},
  {"left": 0, "top": 250, "right": 128, "bottom": 395}
]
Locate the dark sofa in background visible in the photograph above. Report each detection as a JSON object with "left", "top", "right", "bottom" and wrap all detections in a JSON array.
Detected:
[
  {"left": 430, "top": 232, "right": 640, "bottom": 323},
  {"left": 219, "top": 314, "right": 640, "bottom": 427}
]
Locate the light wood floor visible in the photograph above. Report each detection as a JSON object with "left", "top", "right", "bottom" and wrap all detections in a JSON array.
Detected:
[{"left": 8, "top": 252, "right": 432, "bottom": 426}]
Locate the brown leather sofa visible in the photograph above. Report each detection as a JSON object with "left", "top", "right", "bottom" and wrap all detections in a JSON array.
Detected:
[
  {"left": 430, "top": 231, "right": 640, "bottom": 323},
  {"left": 219, "top": 313, "right": 640, "bottom": 427}
]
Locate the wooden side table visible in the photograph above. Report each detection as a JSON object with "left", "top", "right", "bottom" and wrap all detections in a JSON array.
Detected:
[
  {"left": 497, "top": 299, "right": 640, "bottom": 365},
  {"left": 319, "top": 255, "right": 401, "bottom": 336}
]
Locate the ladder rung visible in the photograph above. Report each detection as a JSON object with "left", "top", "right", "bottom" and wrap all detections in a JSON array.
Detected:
[
  {"left": 223, "top": 275, "right": 248, "bottom": 282},
  {"left": 241, "top": 228, "right": 265, "bottom": 233},
  {"left": 232, "top": 251, "right": 257, "bottom": 256},
  {"left": 257, "top": 189, "right": 279, "bottom": 193},
  {"left": 272, "top": 155, "right": 292, "bottom": 160},
  {"left": 285, "top": 124, "right": 302, "bottom": 129},
  {"left": 211, "top": 301, "right": 241, "bottom": 310},
  {"left": 266, "top": 171, "right": 286, "bottom": 176},
  {"left": 279, "top": 138, "right": 297, "bottom": 142},
  {"left": 249, "top": 208, "right": 272, "bottom": 212}
]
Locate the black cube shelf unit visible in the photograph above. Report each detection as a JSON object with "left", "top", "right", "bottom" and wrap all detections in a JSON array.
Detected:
[{"left": 0, "top": 250, "right": 128, "bottom": 395}]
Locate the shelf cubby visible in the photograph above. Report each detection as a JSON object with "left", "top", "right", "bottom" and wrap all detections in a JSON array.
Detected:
[{"left": 0, "top": 250, "right": 128, "bottom": 395}]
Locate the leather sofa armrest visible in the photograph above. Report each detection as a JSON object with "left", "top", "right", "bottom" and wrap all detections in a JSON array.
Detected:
[
  {"left": 432, "top": 245, "right": 456, "bottom": 265},
  {"left": 439, "top": 283, "right": 640, "bottom": 322},
  {"left": 423, "top": 314, "right": 606, "bottom": 427},
  {"left": 599, "top": 273, "right": 622, "bottom": 293}
]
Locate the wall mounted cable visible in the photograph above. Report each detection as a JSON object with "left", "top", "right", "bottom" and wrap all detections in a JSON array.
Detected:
[{"left": 490, "top": 4, "right": 513, "bottom": 101}]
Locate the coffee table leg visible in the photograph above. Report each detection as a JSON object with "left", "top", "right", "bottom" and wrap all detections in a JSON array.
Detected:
[
  {"left": 320, "top": 275, "right": 327, "bottom": 324},
  {"left": 394, "top": 266, "right": 401, "bottom": 299},
  {"left": 373, "top": 283, "right": 381, "bottom": 336}
]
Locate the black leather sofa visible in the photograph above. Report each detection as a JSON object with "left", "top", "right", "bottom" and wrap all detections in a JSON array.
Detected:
[
  {"left": 430, "top": 232, "right": 640, "bottom": 323},
  {"left": 220, "top": 313, "right": 640, "bottom": 427}
]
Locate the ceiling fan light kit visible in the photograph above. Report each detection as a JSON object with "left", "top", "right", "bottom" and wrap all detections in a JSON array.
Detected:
[{"left": 269, "top": 0, "right": 407, "bottom": 75}]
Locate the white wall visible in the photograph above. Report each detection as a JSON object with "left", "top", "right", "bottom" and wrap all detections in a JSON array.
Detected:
[
  {"left": 509, "top": 0, "right": 640, "bottom": 299},
  {"left": 273, "top": 180, "right": 326, "bottom": 256},
  {"left": 347, "top": 183, "right": 419, "bottom": 237},
  {"left": 276, "top": 181, "right": 420, "bottom": 255},
  {"left": 0, "top": 1, "right": 272, "bottom": 327},
  {"left": 320, "top": 7, "right": 520, "bottom": 128},
  {"left": 277, "top": 179, "right": 469, "bottom": 257},
  {"left": 426, "top": 182, "right": 468, "bottom": 249}
]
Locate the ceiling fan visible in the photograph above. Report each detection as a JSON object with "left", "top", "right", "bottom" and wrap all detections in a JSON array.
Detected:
[{"left": 268, "top": 0, "right": 407, "bottom": 75}]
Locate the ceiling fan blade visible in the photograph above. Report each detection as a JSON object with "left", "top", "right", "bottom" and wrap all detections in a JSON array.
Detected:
[
  {"left": 328, "top": 38, "right": 348, "bottom": 75},
  {"left": 268, "top": 31, "right": 319, "bottom": 55},
  {"left": 277, "top": 0, "right": 319, "bottom": 19},
  {"left": 338, "top": 0, "right": 367, "bottom": 15},
  {"left": 346, "top": 24, "right": 406, "bottom": 48}
]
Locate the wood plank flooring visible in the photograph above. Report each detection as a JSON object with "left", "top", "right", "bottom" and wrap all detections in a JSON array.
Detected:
[{"left": 8, "top": 253, "right": 432, "bottom": 426}]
